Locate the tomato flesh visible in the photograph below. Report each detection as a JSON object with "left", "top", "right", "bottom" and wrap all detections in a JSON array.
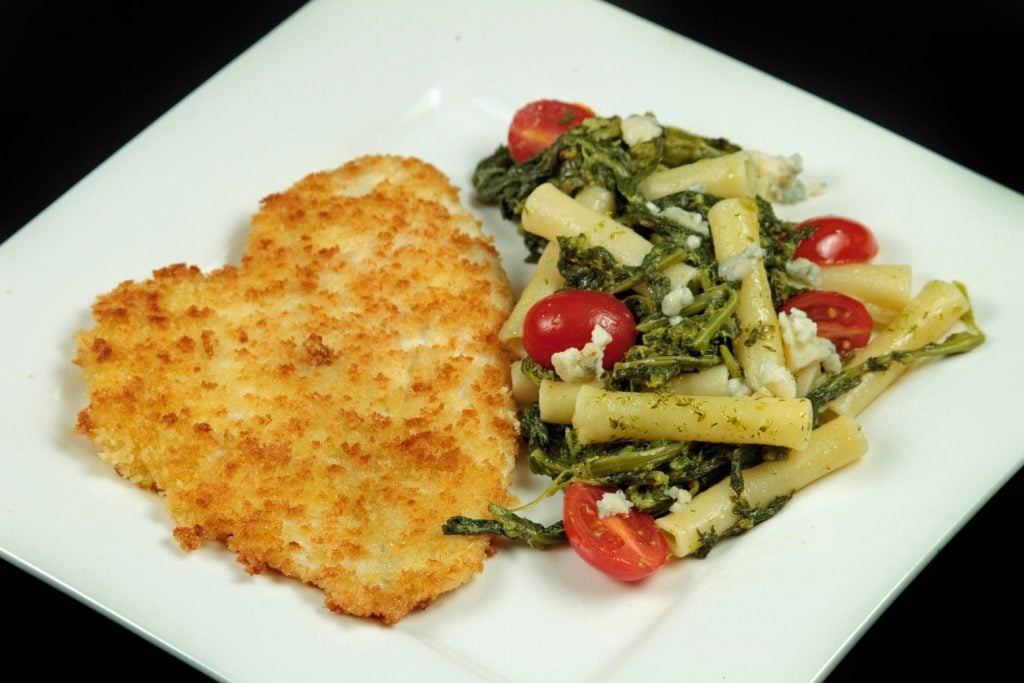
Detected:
[
  {"left": 523, "top": 290, "right": 636, "bottom": 370},
  {"left": 793, "top": 216, "right": 878, "bottom": 265},
  {"left": 508, "top": 99, "right": 595, "bottom": 163},
  {"left": 563, "top": 483, "right": 669, "bottom": 582},
  {"left": 779, "top": 290, "right": 873, "bottom": 356}
]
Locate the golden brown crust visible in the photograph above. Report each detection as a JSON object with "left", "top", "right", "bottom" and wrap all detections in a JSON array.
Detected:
[{"left": 74, "top": 156, "right": 518, "bottom": 624}]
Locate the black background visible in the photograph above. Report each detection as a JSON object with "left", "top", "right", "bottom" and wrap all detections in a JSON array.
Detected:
[{"left": 2, "top": 1, "right": 1020, "bottom": 680}]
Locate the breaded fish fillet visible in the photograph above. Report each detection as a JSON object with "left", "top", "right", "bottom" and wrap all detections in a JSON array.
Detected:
[{"left": 74, "top": 156, "right": 518, "bottom": 623}]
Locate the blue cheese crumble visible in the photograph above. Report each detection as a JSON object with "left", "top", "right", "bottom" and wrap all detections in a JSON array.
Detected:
[
  {"left": 755, "top": 358, "right": 798, "bottom": 398},
  {"left": 750, "top": 151, "right": 826, "bottom": 204},
  {"left": 551, "top": 324, "right": 613, "bottom": 383},
  {"left": 621, "top": 114, "right": 663, "bottom": 147},
  {"left": 726, "top": 378, "right": 753, "bottom": 396},
  {"left": 666, "top": 486, "right": 693, "bottom": 514},
  {"left": 596, "top": 490, "right": 635, "bottom": 518},
  {"left": 661, "top": 285, "right": 696, "bottom": 317},
  {"left": 718, "top": 244, "right": 766, "bottom": 282},
  {"left": 786, "top": 258, "right": 822, "bottom": 288},
  {"left": 778, "top": 307, "right": 842, "bottom": 373}
]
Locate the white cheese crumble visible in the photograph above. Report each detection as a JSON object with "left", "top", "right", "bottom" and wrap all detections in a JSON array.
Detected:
[
  {"left": 659, "top": 206, "right": 710, "bottom": 236},
  {"left": 661, "top": 285, "right": 696, "bottom": 317},
  {"left": 726, "top": 378, "right": 752, "bottom": 396},
  {"left": 597, "top": 490, "right": 635, "bottom": 518},
  {"left": 822, "top": 346, "right": 842, "bottom": 373},
  {"left": 778, "top": 307, "right": 842, "bottom": 374},
  {"left": 755, "top": 358, "right": 797, "bottom": 398},
  {"left": 621, "top": 114, "right": 663, "bottom": 147},
  {"left": 666, "top": 486, "right": 693, "bottom": 514},
  {"left": 717, "top": 244, "right": 766, "bottom": 282},
  {"left": 750, "top": 151, "right": 826, "bottom": 204},
  {"left": 551, "top": 324, "right": 613, "bottom": 383},
  {"left": 785, "top": 258, "right": 822, "bottom": 288},
  {"left": 685, "top": 235, "right": 702, "bottom": 250}
]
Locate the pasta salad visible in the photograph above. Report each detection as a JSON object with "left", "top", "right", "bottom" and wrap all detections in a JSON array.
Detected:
[{"left": 443, "top": 100, "right": 984, "bottom": 581}]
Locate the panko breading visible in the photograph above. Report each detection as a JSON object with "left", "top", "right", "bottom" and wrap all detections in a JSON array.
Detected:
[{"left": 74, "top": 156, "right": 519, "bottom": 624}]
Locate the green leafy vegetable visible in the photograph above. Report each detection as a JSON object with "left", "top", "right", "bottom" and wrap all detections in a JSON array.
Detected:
[
  {"left": 556, "top": 235, "right": 640, "bottom": 293},
  {"left": 443, "top": 504, "right": 565, "bottom": 550},
  {"left": 612, "top": 284, "right": 739, "bottom": 390}
]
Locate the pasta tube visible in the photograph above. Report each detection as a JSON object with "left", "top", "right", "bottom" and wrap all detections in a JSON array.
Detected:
[
  {"left": 538, "top": 379, "right": 599, "bottom": 424},
  {"left": 818, "top": 263, "right": 912, "bottom": 313},
  {"left": 572, "top": 386, "right": 813, "bottom": 450},
  {"left": 521, "top": 183, "right": 653, "bottom": 266},
  {"left": 709, "top": 198, "right": 796, "bottom": 398},
  {"left": 665, "top": 365, "right": 731, "bottom": 397},
  {"left": 827, "top": 280, "right": 970, "bottom": 418},
  {"left": 639, "top": 151, "right": 756, "bottom": 200},
  {"left": 498, "top": 241, "right": 564, "bottom": 353},
  {"left": 573, "top": 185, "right": 616, "bottom": 215},
  {"left": 656, "top": 414, "right": 868, "bottom": 557},
  {"left": 510, "top": 360, "right": 540, "bottom": 406}
]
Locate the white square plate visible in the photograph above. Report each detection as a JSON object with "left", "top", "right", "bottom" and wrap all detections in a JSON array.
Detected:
[{"left": 2, "top": 1, "right": 1021, "bottom": 681}]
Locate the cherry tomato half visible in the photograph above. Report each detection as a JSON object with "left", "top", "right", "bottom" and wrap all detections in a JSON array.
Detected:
[
  {"left": 523, "top": 290, "right": 636, "bottom": 370},
  {"left": 508, "top": 99, "right": 595, "bottom": 164},
  {"left": 779, "top": 290, "right": 873, "bottom": 356},
  {"left": 793, "top": 216, "right": 879, "bottom": 265},
  {"left": 563, "top": 483, "right": 669, "bottom": 582}
]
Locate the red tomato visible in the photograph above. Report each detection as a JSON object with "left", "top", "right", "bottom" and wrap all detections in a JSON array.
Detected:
[
  {"left": 508, "top": 99, "right": 595, "bottom": 163},
  {"left": 563, "top": 483, "right": 669, "bottom": 582},
  {"left": 793, "top": 216, "right": 879, "bottom": 264},
  {"left": 523, "top": 290, "right": 636, "bottom": 370},
  {"left": 779, "top": 290, "right": 873, "bottom": 356}
]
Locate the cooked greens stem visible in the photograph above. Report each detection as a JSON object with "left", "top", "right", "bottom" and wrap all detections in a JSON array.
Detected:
[
  {"left": 719, "top": 344, "right": 742, "bottom": 379},
  {"left": 512, "top": 472, "right": 572, "bottom": 512},
  {"left": 580, "top": 441, "right": 687, "bottom": 479},
  {"left": 691, "top": 285, "right": 739, "bottom": 351}
]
